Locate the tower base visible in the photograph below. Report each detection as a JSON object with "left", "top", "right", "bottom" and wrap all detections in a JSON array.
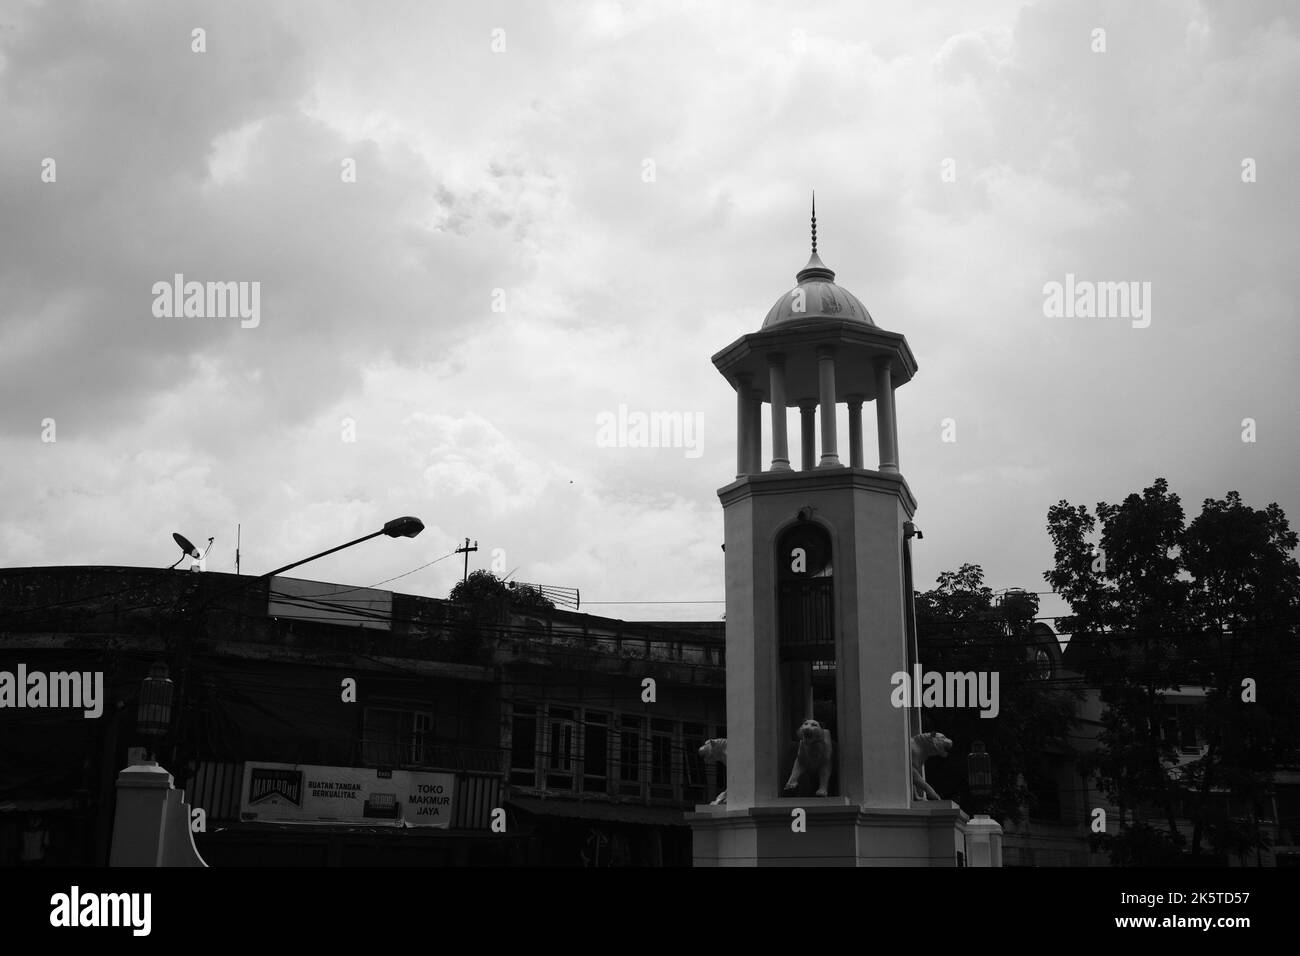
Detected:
[{"left": 687, "top": 800, "right": 969, "bottom": 867}]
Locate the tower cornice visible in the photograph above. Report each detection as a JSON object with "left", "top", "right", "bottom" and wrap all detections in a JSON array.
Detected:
[
  {"left": 712, "top": 323, "right": 917, "bottom": 404},
  {"left": 717, "top": 467, "right": 918, "bottom": 516}
]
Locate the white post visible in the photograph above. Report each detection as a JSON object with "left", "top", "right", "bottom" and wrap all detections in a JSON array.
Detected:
[
  {"left": 965, "top": 814, "right": 1004, "bottom": 867},
  {"left": 109, "top": 762, "right": 207, "bottom": 867}
]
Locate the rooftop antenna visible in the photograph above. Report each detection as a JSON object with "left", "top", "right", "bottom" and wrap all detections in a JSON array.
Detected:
[
  {"left": 511, "top": 581, "right": 580, "bottom": 610},
  {"left": 195, "top": 536, "right": 215, "bottom": 571},
  {"left": 236, "top": 523, "right": 241, "bottom": 575}
]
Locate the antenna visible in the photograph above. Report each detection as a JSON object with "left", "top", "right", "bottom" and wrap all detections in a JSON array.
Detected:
[
  {"left": 195, "top": 537, "right": 215, "bottom": 572},
  {"left": 511, "top": 581, "right": 580, "bottom": 610},
  {"left": 236, "top": 523, "right": 241, "bottom": 575}
]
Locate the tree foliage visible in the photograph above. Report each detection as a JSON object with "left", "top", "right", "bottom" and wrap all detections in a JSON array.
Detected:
[
  {"left": 1045, "top": 479, "right": 1300, "bottom": 864},
  {"left": 915, "top": 563, "right": 1079, "bottom": 825},
  {"left": 449, "top": 569, "right": 555, "bottom": 614},
  {"left": 446, "top": 570, "right": 554, "bottom": 661}
]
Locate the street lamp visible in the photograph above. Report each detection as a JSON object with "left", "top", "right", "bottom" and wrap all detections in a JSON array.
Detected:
[
  {"left": 165, "top": 515, "right": 425, "bottom": 776},
  {"left": 254, "top": 515, "right": 425, "bottom": 580},
  {"left": 964, "top": 740, "right": 1003, "bottom": 866},
  {"left": 382, "top": 516, "right": 425, "bottom": 538},
  {"left": 136, "top": 662, "right": 174, "bottom": 760},
  {"left": 967, "top": 740, "right": 992, "bottom": 814}
]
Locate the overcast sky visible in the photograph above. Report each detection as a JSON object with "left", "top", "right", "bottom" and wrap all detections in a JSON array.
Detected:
[{"left": 2, "top": 0, "right": 1296, "bottom": 625}]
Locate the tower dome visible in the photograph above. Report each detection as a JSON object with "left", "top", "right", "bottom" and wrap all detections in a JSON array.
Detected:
[{"left": 761, "top": 199, "right": 874, "bottom": 330}]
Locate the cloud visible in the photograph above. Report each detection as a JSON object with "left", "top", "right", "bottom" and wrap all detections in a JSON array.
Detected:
[{"left": 2, "top": 0, "right": 1296, "bottom": 621}]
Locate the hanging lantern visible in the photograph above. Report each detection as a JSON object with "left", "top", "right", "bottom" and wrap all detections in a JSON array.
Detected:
[
  {"left": 967, "top": 740, "right": 992, "bottom": 801},
  {"left": 137, "top": 662, "right": 174, "bottom": 740}
]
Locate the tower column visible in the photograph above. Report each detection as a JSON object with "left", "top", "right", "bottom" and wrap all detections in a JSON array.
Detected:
[
  {"left": 768, "top": 354, "right": 791, "bottom": 471},
  {"left": 798, "top": 400, "right": 817, "bottom": 471},
  {"left": 890, "top": 383, "right": 901, "bottom": 472},
  {"left": 747, "top": 388, "right": 763, "bottom": 474},
  {"left": 817, "top": 346, "right": 840, "bottom": 467},
  {"left": 874, "top": 358, "right": 898, "bottom": 473},
  {"left": 736, "top": 374, "right": 753, "bottom": 478},
  {"left": 847, "top": 395, "right": 864, "bottom": 468}
]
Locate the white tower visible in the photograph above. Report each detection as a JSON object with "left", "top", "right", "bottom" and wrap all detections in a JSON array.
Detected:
[{"left": 688, "top": 202, "right": 968, "bottom": 865}]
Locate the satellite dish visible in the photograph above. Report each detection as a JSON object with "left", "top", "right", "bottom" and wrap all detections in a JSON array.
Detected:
[
  {"left": 173, "top": 532, "right": 200, "bottom": 558},
  {"left": 167, "top": 532, "right": 204, "bottom": 570}
]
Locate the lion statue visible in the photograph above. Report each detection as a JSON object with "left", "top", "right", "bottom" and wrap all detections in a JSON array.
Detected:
[
  {"left": 784, "top": 718, "right": 833, "bottom": 797},
  {"left": 910, "top": 731, "right": 953, "bottom": 800},
  {"left": 698, "top": 738, "right": 727, "bottom": 805}
]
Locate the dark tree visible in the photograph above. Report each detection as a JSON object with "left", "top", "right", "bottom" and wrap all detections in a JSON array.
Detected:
[
  {"left": 1045, "top": 479, "right": 1300, "bottom": 864},
  {"left": 915, "top": 563, "right": 1079, "bottom": 825},
  {"left": 446, "top": 570, "right": 554, "bottom": 661},
  {"left": 1181, "top": 492, "right": 1300, "bottom": 858}
]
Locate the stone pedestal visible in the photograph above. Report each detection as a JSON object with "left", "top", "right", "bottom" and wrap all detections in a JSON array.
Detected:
[
  {"left": 688, "top": 799, "right": 968, "bottom": 867},
  {"left": 964, "top": 813, "right": 1004, "bottom": 867},
  {"left": 109, "top": 761, "right": 208, "bottom": 867}
]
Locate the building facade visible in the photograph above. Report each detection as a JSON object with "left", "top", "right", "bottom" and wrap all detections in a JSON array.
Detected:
[
  {"left": 0, "top": 565, "right": 722, "bottom": 866},
  {"left": 3, "top": 577, "right": 1290, "bottom": 865}
]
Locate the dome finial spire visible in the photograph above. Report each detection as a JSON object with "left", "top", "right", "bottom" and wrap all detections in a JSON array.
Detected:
[
  {"left": 811, "top": 190, "right": 817, "bottom": 254},
  {"left": 796, "top": 192, "right": 834, "bottom": 283}
]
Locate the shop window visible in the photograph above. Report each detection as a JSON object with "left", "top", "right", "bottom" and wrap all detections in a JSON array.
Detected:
[
  {"left": 620, "top": 715, "right": 644, "bottom": 796},
  {"left": 547, "top": 707, "right": 576, "bottom": 791},
  {"left": 362, "top": 707, "right": 434, "bottom": 768},
  {"left": 651, "top": 718, "right": 674, "bottom": 798},
  {"left": 510, "top": 703, "right": 538, "bottom": 787},
  {"left": 583, "top": 711, "right": 610, "bottom": 793}
]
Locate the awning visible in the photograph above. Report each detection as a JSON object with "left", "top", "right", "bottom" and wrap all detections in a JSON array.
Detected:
[
  {"left": 0, "top": 797, "right": 83, "bottom": 813},
  {"left": 506, "top": 797, "right": 690, "bottom": 828},
  {"left": 218, "top": 821, "right": 463, "bottom": 835}
]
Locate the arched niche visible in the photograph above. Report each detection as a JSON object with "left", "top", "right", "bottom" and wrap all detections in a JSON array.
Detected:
[{"left": 775, "top": 519, "right": 838, "bottom": 796}]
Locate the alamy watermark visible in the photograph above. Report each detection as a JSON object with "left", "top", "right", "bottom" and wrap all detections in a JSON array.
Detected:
[
  {"left": 890, "top": 665, "right": 1000, "bottom": 718},
  {"left": 50, "top": 886, "right": 151, "bottom": 936},
  {"left": 596, "top": 404, "right": 703, "bottom": 459},
  {"left": 1042, "top": 273, "right": 1151, "bottom": 328},
  {"left": 0, "top": 665, "right": 104, "bottom": 718},
  {"left": 152, "top": 273, "right": 260, "bottom": 328}
]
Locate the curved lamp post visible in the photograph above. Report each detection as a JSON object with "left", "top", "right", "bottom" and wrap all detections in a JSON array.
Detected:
[
  {"left": 255, "top": 516, "right": 425, "bottom": 580},
  {"left": 165, "top": 516, "right": 425, "bottom": 777},
  {"left": 189, "top": 515, "right": 425, "bottom": 610}
]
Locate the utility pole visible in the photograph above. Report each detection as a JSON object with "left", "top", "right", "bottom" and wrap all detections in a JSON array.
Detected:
[{"left": 455, "top": 537, "right": 478, "bottom": 584}]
